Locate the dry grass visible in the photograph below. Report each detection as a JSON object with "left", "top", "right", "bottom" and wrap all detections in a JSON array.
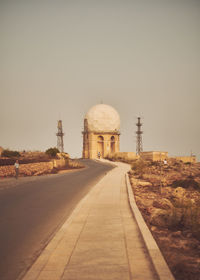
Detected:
[{"left": 66, "top": 159, "right": 84, "bottom": 169}]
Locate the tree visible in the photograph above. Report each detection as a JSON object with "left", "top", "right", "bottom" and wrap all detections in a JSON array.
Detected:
[
  {"left": 45, "top": 147, "right": 60, "bottom": 158},
  {"left": 2, "top": 149, "right": 20, "bottom": 158}
]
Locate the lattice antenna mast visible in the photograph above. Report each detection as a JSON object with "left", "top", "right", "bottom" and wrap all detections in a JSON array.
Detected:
[
  {"left": 136, "top": 117, "right": 143, "bottom": 155},
  {"left": 56, "top": 120, "right": 64, "bottom": 153}
]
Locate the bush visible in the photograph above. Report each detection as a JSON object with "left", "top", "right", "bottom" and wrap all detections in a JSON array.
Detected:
[
  {"left": 1, "top": 149, "right": 20, "bottom": 158},
  {"left": 185, "top": 162, "right": 192, "bottom": 165},
  {"left": 66, "top": 159, "right": 84, "bottom": 169},
  {"left": 131, "top": 159, "right": 148, "bottom": 178},
  {"left": 45, "top": 147, "right": 60, "bottom": 158},
  {"left": 171, "top": 179, "right": 200, "bottom": 191},
  {"left": 170, "top": 199, "right": 200, "bottom": 240}
]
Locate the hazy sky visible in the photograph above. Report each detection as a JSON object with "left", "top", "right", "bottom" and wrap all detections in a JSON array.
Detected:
[{"left": 1, "top": 0, "right": 199, "bottom": 159}]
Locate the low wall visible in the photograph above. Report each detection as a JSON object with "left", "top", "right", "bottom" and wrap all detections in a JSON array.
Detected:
[
  {"left": 115, "top": 152, "right": 138, "bottom": 160},
  {"left": 0, "top": 159, "right": 66, "bottom": 177},
  {"left": 107, "top": 152, "right": 138, "bottom": 162},
  {"left": 173, "top": 156, "right": 196, "bottom": 163},
  {"left": 52, "top": 158, "right": 66, "bottom": 168}
]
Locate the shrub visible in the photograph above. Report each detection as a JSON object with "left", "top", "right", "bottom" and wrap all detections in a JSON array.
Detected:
[
  {"left": 148, "top": 161, "right": 160, "bottom": 167},
  {"left": 66, "top": 159, "right": 84, "bottom": 169},
  {"left": 185, "top": 162, "right": 192, "bottom": 165},
  {"left": 45, "top": 147, "right": 60, "bottom": 158},
  {"left": 1, "top": 149, "right": 20, "bottom": 158},
  {"left": 169, "top": 198, "right": 200, "bottom": 240},
  {"left": 131, "top": 159, "right": 148, "bottom": 178},
  {"left": 171, "top": 179, "right": 200, "bottom": 191}
]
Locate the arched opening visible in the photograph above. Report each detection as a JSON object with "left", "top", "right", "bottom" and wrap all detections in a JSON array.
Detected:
[
  {"left": 110, "top": 136, "right": 115, "bottom": 153},
  {"left": 97, "top": 136, "right": 104, "bottom": 158}
]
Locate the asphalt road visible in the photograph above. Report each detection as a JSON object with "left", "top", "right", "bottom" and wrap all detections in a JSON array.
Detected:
[{"left": 0, "top": 159, "right": 115, "bottom": 280}]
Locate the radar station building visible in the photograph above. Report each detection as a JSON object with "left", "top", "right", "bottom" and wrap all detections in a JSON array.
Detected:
[{"left": 82, "top": 104, "right": 120, "bottom": 159}]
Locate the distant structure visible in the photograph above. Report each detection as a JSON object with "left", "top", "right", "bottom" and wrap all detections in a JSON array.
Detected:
[
  {"left": 141, "top": 151, "right": 168, "bottom": 161},
  {"left": 136, "top": 117, "right": 143, "bottom": 155},
  {"left": 82, "top": 104, "right": 120, "bottom": 159},
  {"left": 56, "top": 120, "right": 64, "bottom": 153}
]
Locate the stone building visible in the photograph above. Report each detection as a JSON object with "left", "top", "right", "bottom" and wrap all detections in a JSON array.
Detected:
[
  {"left": 82, "top": 104, "right": 120, "bottom": 159},
  {"left": 140, "top": 151, "right": 168, "bottom": 161}
]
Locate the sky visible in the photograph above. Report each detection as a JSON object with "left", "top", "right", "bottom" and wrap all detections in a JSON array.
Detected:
[{"left": 0, "top": 0, "right": 199, "bottom": 160}]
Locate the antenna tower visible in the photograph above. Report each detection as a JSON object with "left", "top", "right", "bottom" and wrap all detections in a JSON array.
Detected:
[
  {"left": 56, "top": 120, "right": 64, "bottom": 153},
  {"left": 136, "top": 117, "right": 143, "bottom": 155}
]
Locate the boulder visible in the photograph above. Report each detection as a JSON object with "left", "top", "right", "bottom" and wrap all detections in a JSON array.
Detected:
[
  {"left": 173, "top": 187, "right": 186, "bottom": 197},
  {"left": 153, "top": 198, "right": 173, "bottom": 210},
  {"left": 171, "top": 187, "right": 192, "bottom": 206},
  {"left": 151, "top": 225, "right": 157, "bottom": 232},
  {"left": 137, "top": 180, "right": 152, "bottom": 187},
  {"left": 150, "top": 208, "right": 172, "bottom": 227},
  {"left": 130, "top": 177, "right": 138, "bottom": 186}
]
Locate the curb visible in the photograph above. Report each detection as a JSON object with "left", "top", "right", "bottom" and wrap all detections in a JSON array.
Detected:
[{"left": 125, "top": 173, "right": 175, "bottom": 280}]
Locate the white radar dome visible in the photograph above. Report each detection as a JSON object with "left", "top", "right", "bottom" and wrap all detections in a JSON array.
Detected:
[{"left": 85, "top": 104, "right": 120, "bottom": 132}]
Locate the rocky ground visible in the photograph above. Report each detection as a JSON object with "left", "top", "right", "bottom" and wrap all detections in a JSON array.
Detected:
[{"left": 129, "top": 160, "right": 200, "bottom": 280}]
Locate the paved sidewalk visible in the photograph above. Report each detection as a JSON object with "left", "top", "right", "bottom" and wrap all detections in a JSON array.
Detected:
[{"left": 22, "top": 162, "right": 158, "bottom": 280}]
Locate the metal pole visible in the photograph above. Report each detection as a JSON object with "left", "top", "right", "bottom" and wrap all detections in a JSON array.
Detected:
[
  {"left": 160, "top": 152, "right": 162, "bottom": 194},
  {"left": 136, "top": 117, "right": 143, "bottom": 155}
]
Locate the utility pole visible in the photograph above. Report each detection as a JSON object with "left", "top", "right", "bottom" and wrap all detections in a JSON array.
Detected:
[
  {"left": 56, "top": 120, "right": 64, "bottom": 153},
  {"left": 160, "top": 152, "right": 162, "bottom": 194},
  {"left": 136, "top": 117, "right": 143, "bottom": 155}
]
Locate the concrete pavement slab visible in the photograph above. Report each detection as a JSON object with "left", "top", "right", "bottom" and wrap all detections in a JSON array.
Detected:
[{"left": 23, "top": 161, "right": 170, "bottom": 280}]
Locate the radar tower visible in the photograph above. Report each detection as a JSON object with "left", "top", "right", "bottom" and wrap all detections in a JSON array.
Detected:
[
  {"left": 56, "top": 120, "right": 64, "bottom": 153},
  {"left": 136, "top": 117, "right": 143, "bottom": 155}
]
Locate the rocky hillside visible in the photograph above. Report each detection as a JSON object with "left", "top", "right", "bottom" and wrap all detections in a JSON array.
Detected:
[{"left": 129, "top": 159, "right": 200, "bottom": 280}]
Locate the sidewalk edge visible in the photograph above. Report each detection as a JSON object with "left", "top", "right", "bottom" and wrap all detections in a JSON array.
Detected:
[{"left": 125, "top": 173, "right": 175, "bottom": 280}]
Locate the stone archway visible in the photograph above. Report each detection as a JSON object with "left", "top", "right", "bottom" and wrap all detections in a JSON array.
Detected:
[
  {"left": 97, "top": 136, "right": 104, "bottom": 158},
  {"left": 110, "top": 136, "right": 115, "bottom": 153}
]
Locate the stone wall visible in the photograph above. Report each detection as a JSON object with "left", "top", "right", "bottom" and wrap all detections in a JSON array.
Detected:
[
  {"left": 114, "top": 152, "right": 138, "bottom": 161},
  {"left": 52, "top": 158, "right": 66, "bottom": 168},
  {"left": 0, "top": 159, "right": 67, "bottom": 177},
  {"left": 106, "top": 152, "right": 138, "bottom": 162}
]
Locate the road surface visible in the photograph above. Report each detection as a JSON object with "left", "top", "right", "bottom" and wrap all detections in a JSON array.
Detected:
[{"left": 0, "top": 159, "right": 114, "bottom": 280}]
